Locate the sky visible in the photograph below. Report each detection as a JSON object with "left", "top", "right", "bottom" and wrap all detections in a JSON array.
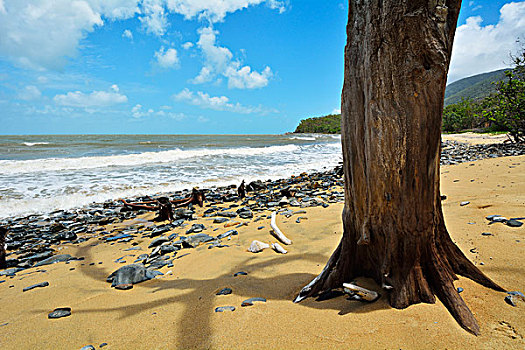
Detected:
[{"left": 0, "top": 0, "right": 524, "bottom": 135}]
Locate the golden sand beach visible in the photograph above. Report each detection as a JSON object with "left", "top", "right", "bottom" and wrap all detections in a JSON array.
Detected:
[{"left": 1, "top": 155, "right": 524, "bottom": 349}]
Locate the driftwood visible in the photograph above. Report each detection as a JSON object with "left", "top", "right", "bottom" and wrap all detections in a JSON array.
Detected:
[
  {"left": 120, "top": 188, "right": 206, "bottom": 211},
  {"left": 120, "top": 188, "right": 205, "bottom": 222},
  {"left": 0, "top": 226, "right": 6, "bottom": 269},
  {"left": 155, "top": 197, "right": 174, "bottom": 222},
  {"left": 270, "top": 211, "right": 292, "bottom": 245},
  {"left": 238, "top": 180, "right": 246, "bottom": 199},
  {"left": 342, "top": 282, "right": 380, "bottom": 302}
]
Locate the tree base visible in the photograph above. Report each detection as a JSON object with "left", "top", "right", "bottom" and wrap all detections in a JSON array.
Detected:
[{"left": 294, "top": 219, "right": 505, "bottom": 335}]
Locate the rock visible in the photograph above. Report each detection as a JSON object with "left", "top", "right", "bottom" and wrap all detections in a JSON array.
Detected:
[
  {"left": 505, "top": 291, "right": 525, "bottom": 307},
  {"left": 55, "top": 231, "right": 77, "bottom": 241},
  {"left": 160, "top": 244, "right": 179, "bottom": 255},
  {"left": 460, "top": 201, "right": 470, "bottom": 206},
  {"left": 106, "top": 264, "right": 161, "bottom": 290},
  {"left": 241, "top": 297, "right": 267, "bottom": 306},
  {"left": 271, "top": 242, "right": 287, "bottom": 254},
  {"left": 213, "top": 217, "right": 229, "bottom": 224},
  {"left": 296, "top": 216, "right": 308, "bottom": 223},
  {"left": 457, "top": 287, "right": 464, "bottom": 293},
  {"left": 215, "top": 306, "right": 235, "bottom": 312},
  {"left": 34, "top": 254, "right": 73, "bottom": 267},
  {"left": 217, "top": 211, "right": 237, "bottom": 218},
  {"left": 23, "top": 281, "right": 49, "bottom": 292},
  {"left": 0, "top": 267, "right": 23, "bottom": 276},
  {"left": 216, "top": 230, "right": 238, "bottom": 240},
  {"left": 149, "top": 236, "right": 169, "bottom": 248},
  {"left": 238, "top": 210, "right": 253, "bottom": 219},
  {"left": 216, "top": 287, "right": 233, "bottom": 295},
  {"left": 234, "top": 271, "right": 248, "bottom": 277},
  {"left": 481, "top": 232, "right": 492, "bottom": 236},
  {"left": 490, "top": 216, "right": 508, "bottom": 223},
  {"left": 105, "top": 233, "right": 132, "bottom": 242},
  {"left": 186, "top": 223, "right": 205, "bottom": 234},
  {"left": 48, "top": 307, "right": 71, "bottom": 319},
  {"left": 248, "top": 240, "right": 270, "bottom": 253},
  {"left": 506, "top": 219, "right": 523, "bottom": 227},
  {"left": 80, "top": 346, "right": 95, "bottom": 350},
  {"left": 182, "top": 233, "right": 214, "bottom": 248}
]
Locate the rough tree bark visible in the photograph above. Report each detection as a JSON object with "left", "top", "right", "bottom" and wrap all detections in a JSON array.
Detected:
[{"left": 295, "top": 0, "right": 504, "bottom": 335}]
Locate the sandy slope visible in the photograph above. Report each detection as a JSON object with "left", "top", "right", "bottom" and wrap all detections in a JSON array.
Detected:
[
  {"left": 441, "top": 132, "right": 510, "bottom": 145},
  {"left": 0, "top": 156, "right": 523, "bottom": 349}
]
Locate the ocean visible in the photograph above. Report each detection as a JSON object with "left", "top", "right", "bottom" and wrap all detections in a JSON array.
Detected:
[{"left": 0, "top": 134, "right": 342, "bottom": 219}]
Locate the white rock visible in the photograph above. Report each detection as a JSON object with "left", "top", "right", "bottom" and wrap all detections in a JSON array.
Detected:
[
  {"left": 248, "top": 240, "right": 270, "bottom": 253},
  {"left": 271, "top": 242, "right": 288, "bottom": 254}
]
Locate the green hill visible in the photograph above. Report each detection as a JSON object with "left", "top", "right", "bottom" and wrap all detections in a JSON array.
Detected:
[
  {"left": 293, "top": 69, "right": 511, "bottom": 133},
  {"left": 293, "top": 114, "right": 341, "bottom": 133},
  {"left": 444, "top": 69, "right": 509, "bottom": 106}
]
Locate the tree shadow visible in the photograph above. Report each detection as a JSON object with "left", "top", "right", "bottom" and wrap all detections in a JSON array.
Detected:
[{"left": 66, "top": 243, "right": 390, "bottom": 348}]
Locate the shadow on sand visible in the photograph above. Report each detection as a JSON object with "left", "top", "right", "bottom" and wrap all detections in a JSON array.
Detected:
[{"left": 68, "top": 243, "right": 390, "bottom": 348}]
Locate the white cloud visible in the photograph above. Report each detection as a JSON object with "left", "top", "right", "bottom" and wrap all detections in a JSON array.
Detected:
[
  {"left": 18, "top": 85, "right": 41, "bottom": 100},
  {"left": 182, "top": 41, "right": 194, "bottom": 50},
  {"left": 165, "top": 0, "right": 287, "bottom": 23},
  {"left": 174, "top": 88, "right": 272, "bottom": 114},
  {"left": 225, "top": 65, "right": 272, "bottom": 89},
  {"left": 132, "top": 103, "right": 185, "bottom": 120},
  {"left": 139, "top": 0, "right": 167, "bottom": 36},
  {"left": 122, "top": 29, "right": 133, "bottom": 40},
  {"left": 192, "top": 26, "right": 272, "bottom": 89},
  {"left": 154, "top": 46, "right": 180, "bottom": 68},
  {"left": 331, "top": 108, "right": 341, "bottom": 115},
  {"left": 54, "top": 85, "right": 128, "bottom": 107},
  {"left": 0, "top": 0, "right": 285, "bottom": 70},
  {"left": 449, "top": 2, "right": 525, "bottom": 82}
]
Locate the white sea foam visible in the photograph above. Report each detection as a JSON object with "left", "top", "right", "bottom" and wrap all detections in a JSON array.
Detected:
[
  {"left": 0, "top": 144, "right": 300, "bottom": 174},
  {"left": 289, "top": 136, "right": 316, "bottom": 141},
  {"left": 22, "top": 142, "right": 50, "bottom": 146}
]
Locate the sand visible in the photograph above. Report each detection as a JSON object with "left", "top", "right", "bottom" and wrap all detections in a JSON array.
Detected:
[
  {"left": 441, "top": 132, "right": 511, "bottom": 145},
  {"left": 0, "top": 156, "right": 524, "bottom": 349}
]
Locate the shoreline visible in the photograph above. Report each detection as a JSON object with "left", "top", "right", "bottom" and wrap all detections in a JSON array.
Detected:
[{"left": 1, "top": 138, "right": 523, "bottom": 223}]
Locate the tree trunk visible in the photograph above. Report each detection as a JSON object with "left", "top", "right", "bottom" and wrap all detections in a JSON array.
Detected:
[{"left": 295, "top": 0, "right": 504, "bottom": 335}]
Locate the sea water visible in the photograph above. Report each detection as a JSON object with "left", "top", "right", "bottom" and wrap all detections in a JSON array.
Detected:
[{"left": 0, "top": 134, "right": 342, "bottom": 219}]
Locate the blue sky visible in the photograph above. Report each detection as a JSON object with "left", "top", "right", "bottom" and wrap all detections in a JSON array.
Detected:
[{"left": 1, "top": 0, "right": 524, "bottom": 135}]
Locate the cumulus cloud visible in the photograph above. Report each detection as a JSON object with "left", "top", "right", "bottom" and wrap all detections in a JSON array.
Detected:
[
  {"left": 131, "top": 103, "right": 185, "bottom": 120},
  {"left": 54, "top": 85, "right": 128, "bottom": 107},
  {"left": 165, "top": 0, "right": 287, "bottom": 23},
  {"left": 182, "top": 41, "right": 194, "bottom": 50},
  {"left": 122, "top": 29, "right": 133, "bottom": 40},
  {"left": 174, "top": 88, "right": 272, "bottom": 114},
  {"left": 154, "top": 46, "right": 180, "bottom": 68},
  {"left": 0, "top": 0, "right": 285, "bottom": 71},
  {"left": 191, "top": 26, "right": 272, "bottom": 89},
  {"left": 449, "top": 1, "right": 525, "bottom": 82},
  {"left": 18, "top": 85, "right": 42, "bottom": 100}
]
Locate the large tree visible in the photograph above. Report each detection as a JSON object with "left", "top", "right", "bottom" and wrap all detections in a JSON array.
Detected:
[{"left": 295, "top": 0, "right": 504, "bottom": 335}]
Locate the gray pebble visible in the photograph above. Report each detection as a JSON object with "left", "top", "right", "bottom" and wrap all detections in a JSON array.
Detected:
[
  {"left": 241, "top": 297, "right": 267, "bottom": 306},
  {"left": 23, "top": 281, "right": 49, "bottom": 292},
  {"left": 48, "top": 307, "right": 71, "bottom": 319},
  {"left": 215, "top": 306, "right": 235, "bottom": 312}
]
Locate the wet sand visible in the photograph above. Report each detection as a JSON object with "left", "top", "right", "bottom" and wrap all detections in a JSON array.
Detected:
[{"left": 0, "top": 155, "right": 524, "bottom": 349}]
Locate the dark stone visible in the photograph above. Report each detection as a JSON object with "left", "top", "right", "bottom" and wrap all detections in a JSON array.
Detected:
[
  {"left": 481, "top": 232, "right": 492, "bottom": 236},
  {"left": 182, "top": 233, "right": 214, "bottom": 248},
  {"left": 233, "top": 271, "right": 248, "bottom": 277},
  {"left": 34, "top": 254, "right": 73, "bottom": 267},
  {"left": 48, "top": 307, "right": 71, "bottom": 319},
  {"left": 216, "top": 287, "right": 233, "bottom": 295},
  {"left": 506, "top": 219, "right": 523, "bottom": 227},
  {"left": 186, "top": 223, "right": 205, "bottom": 234},
  {"left": 80, "top": 346, "right": 95, "bottom": 350},
  {"left": 56, "top": 231, "right": 77, "bottom": 241},
  {"left": 23, "top": 281, "right": 49, "bottom": 292},
  {"left": 149, "top": 236, "right": 169, "bottom": 248},
  {"left": 238, "top": 210, "right": 253, "bottom": 219},
  {"left": 216, "top": 230, "right": 238, "bottom": 240},
  {"left": 106, "top": 264, "right": 161, "bottom": 289},
  {"left": 105, "top": 234, "right": 132, "bottom": 242},
  {"left": 217, "top": 211, "right": 237, "bottom": 218},
  {"left": 457, "top": 287, "right": 464, "bottom": 293},
  {"left": 213, "top": 217, "right": 229, "bottom": 224},
  {"left": 241, "top": 297, "right": 267, "bottom": 306},
  {"left": 316, "top": 290, "right": 345, "bottom": 301}
]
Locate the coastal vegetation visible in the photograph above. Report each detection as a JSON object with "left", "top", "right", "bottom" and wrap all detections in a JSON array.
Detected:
[{"left": 295, "top": 48, "right": 524, "bottom": 143}]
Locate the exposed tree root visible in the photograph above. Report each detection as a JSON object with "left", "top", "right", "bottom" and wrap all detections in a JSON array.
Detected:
[{"left": 294, "top": 221, "right": 505, "bottom": 336}]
